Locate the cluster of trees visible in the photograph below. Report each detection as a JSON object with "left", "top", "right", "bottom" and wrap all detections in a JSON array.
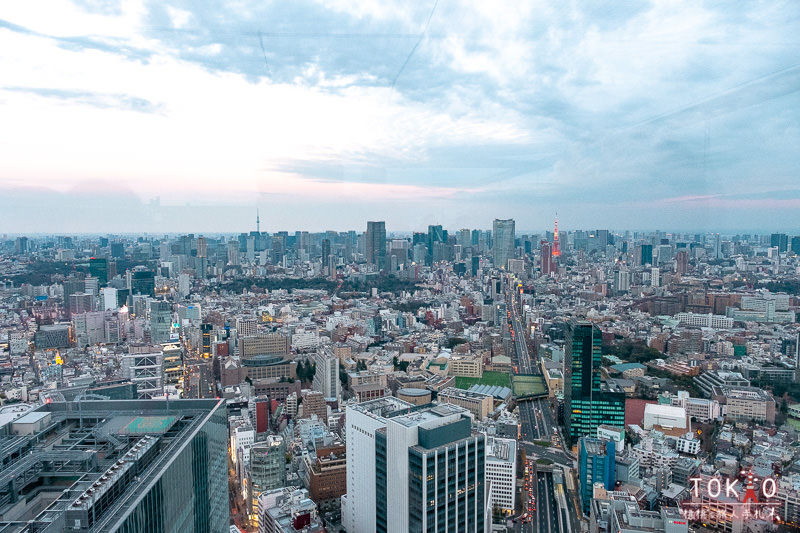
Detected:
[
  {"left": 602, "top": 340, "right": 662, "bottom": 364},
  {"left": 392, "top": 355, "right": 409, "bottom": 372},
  {"left": 214, "top": 275, "right": 420, "bottom": 297},
  {"left": 752, "top": 377, "right": 800, "bottom": 403},
  {"left": 446, "top": 337, "right": 468, "bottom": 349},
  {"left": 296, "top": 359, "right": 316, "bottom": 383},
  {"left": 393, "top": 300, "right": 427, "bottom": 313},
  {"left": 646, "top": 366, "right": 703, "bottom": 397},
  {"left": 756, "top": 280, "right": 800, "bottom": 295}
]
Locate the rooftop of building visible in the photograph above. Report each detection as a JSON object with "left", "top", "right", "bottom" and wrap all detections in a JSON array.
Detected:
[
  {"left": 397, "top": 387, "right": 430, "bottom": 397},
  {"left": 720, "top": 385, "right": 774, "bottom": 401},
  {"left": 643, "top": 403, "right": 687, "bottom": 420},
  {"left": 0, "top": 399, "right": 224, "bottom": 532},
  {"left": 580, "top": 437, "right": 613, "bottom": 456},
  {"left": 611, "top": 363, "right": 647, "bottom": 372},
  {"left": 390, "top": 402, "right": 467, "bottom": 428},
  {"left": 467, "top": 384, "right": 512, "bottom": 399},
  {"left": 438, "top": 387, "right": 493, "bottom": 401},
  {"left": 348, "top": 396, "right": 413, "bottom": 419}
]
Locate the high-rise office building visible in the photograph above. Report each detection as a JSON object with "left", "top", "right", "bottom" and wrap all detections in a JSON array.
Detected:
[
  {"left": 771, "top": 233, "right": 788, "bottom": 253},
  {"left": 564, "top": 321, "right": 626, "bottom": 447},
  {"left": 636, "top": 244, "right": 653, "bottom": 266},
  {"left": 89, "top": 257, "right": 109, "bottom": 285},
  {"left": 365, "top": 221, "right": 386, "bottom": 271},
  {"left": 343, "top": 398, "right": 486, "bottom": 533},
  {"left": 14, "top": 236, "right": 28, "bottom": 254},
  {"left": 149, "top": 300, "right": 173, "bottom": 344},
  {"left": 791, "top": 236, "right": 800, "bottom": 255},
  {"left": 0, "top": 399, "right": 228, "bottom": 532},
  {"left": 321, "top": 238, "right": 331, "bottom": 271},
  {"left": 313, "top": 348, "right": 341, "bottom": 400},
  {"left": 131, "top": 269, "right": 156, "bottom": 297},
  {"left": 236, "top": 317, "right": 258, "bottom": 337},
  {"left": 301, "top": 389, "right": 328, "bottom": 425},
  {"left": 250, "top": 435, "right": 287, "bottom": 522},
  {"left": 227, "top": 239, "right": 240, "bottom": 266},
  {"left": 110, "top": 242, "right": 124, "bottom": 258},
  {"left": 492, "top": 219, "right": 515, "bottom": 270},
  {"left": 578, "top": 437, "right": 616, "bottom": 514},
  {"left": 427, "top": 224, "right": 444, "bottom": 262},
  {"left": 675, "top": 249, "right": 690, "bottom": 275},
  {"left": 540, "top": 240, "right": 554, "bottom": 276},
  {"left": 70, "top": 292, "right": 94, "bottom": 316},
  {"left": 485, "top": 436, "right": 517, "bottom": 514}
]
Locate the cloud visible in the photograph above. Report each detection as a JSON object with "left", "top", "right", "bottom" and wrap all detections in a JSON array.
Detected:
[
  {"left": 3, "top": 86, "right": 163, "bottom": 113},
  {"left": 0, "top": 0, "right": 798, "bottom": 232}
]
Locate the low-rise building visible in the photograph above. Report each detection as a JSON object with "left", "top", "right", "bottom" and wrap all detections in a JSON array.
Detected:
[
  {"left": 715, "top": 385, "right": 776, "bottom": 424},
  {"left": 447, "top": 355, "right": 483, "bottom": 378},
  {"left": 437, "top": 387, "right": 494, "bottom": 420}
]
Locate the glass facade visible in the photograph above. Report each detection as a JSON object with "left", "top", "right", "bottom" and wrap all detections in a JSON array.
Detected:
[
  {"left": 101, "top": 402, "right": 229, "bottom": 533},
  {"left": 375, "top": 429, "right": 388, "bottom": 533},
  {"left": 579, "top": 438, "right": 616, "bottom": 513},
  {"left": 565, "top": 321, "right": 626, "bottom": 446},
  {"left": 408, "top": 434, "right": 485, "bottom": 533}
]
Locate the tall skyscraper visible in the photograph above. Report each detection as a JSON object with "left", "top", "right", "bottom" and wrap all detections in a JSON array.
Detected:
[
  {"left": 578, "top": 437, "right": 616, "bottom": 513},
  {"left": 540, "top": 240, "right": 554, "bottom": 276},
  {"left": 771, "top": 233, "right": 789, "bottom": 253},
  {"left": 149, "top": 300, "right": 173, "bottom": 344},
  {"left": 227, "top": 239, "right": 240, "bottom": 266},
  {"left": 89, "top": 257, "right": 109, "bottom": 285},
  {"left": 131, "top": 269, "right": 155, "bottom": 297},
  {"left": 365, "top": 221, "right": 386, "bottom": 270},
  {"left": 492, "top": 218, "right": 515, "bottom": 270},
  {"left": 0, "top": 399, "right": 228, "bottom": 532},
  {"left": 636, "top": 243, "right": 653, "bottom": 266},
  {"left": 792, "top": 236, "right": 800, "bottom": 255},
  {"left": 313, "top": 348, "right": 341, "bottom": 400},
  {"left": 675, "top": 249, "right": 690, "bottom": 274},
  {"left": 250, "top": 435, "right": 287, "bottom": 522},
  {"left": 713, "top": 233, "right": 722, "bottom": 259},
  {"left": 427, "top": 224, "right": 444, "bottom": 264},
  {"left": 564, "top": 321, "right": 625, "bottom": 447},
  {"left": 343, "top": 398, "right": 486, "bottom": 533}
]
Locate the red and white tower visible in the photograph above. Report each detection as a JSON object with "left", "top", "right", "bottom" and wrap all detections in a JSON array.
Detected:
[
  {"left": 742, "top": 469, "right": 758, "bottom": 505},
  {"left": 552, "top": 215, "right": 561, "bottom": 258}
]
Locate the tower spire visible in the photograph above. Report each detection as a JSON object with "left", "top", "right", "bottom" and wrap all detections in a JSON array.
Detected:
[
  {"left": 552, "top": 214, "right": 561, "bottom": 257},
  {"left": 256, "top": 208, "right": 260, "bottom": 233}
]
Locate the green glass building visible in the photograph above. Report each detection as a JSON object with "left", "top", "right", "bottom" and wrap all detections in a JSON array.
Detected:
[{"left": 564, "top": 321, "right": 626, "bottom": 447}]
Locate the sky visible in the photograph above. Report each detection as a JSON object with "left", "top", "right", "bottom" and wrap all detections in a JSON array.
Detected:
[{"left": 1, "top": 0, "right": 799, "bottom": 234}]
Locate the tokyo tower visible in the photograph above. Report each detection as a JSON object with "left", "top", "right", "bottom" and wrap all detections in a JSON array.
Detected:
[{"left": 552, "top": 215, "right": 561, "bottom": 257}]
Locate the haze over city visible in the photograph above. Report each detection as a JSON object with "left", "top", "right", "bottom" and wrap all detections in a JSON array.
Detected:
[{"left": 2, "top": 0, "right": 799, "bottom": 233}]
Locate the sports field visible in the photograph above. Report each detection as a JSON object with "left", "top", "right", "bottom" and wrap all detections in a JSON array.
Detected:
[
  {"left": 512, "top": 374, "right": 548, "bottom": 398},
  {"left": 454, "top": 370, "right": 511, "bottom": 390}
]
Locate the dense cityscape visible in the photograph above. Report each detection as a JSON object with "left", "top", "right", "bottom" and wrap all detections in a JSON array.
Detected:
[{"left": 1, "top": 221, "right": 799, "bottom": 533}]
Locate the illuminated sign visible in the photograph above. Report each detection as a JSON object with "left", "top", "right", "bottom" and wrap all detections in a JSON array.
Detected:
[
  {"left": 682, "top": 473, "right": 781, "bottom": 523},
  {"left": 689, "top": 476, "right": 776, "bottom": 499}
]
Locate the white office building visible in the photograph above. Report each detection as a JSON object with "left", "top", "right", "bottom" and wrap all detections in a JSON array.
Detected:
[
  {"left": 485, "top": 436, "right": 517, "bottom": 514},
  {"left": 313, "top": 348, "right": 341, "bottom": 400},
  {"left": 342, "top": 398, "right": 486, "bottom": 533}
]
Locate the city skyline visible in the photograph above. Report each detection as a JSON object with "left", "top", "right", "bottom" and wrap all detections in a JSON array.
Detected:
[
  {"left": 1, "top": 1, "right": 799, "bottom": 233},
  {"left": 3, "top": 221, "right": 800, "bottom": 238}
]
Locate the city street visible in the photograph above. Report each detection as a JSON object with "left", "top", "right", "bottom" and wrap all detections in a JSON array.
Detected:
[{"left": 508, "top": 279, "right": 581, "bottom": 533}]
